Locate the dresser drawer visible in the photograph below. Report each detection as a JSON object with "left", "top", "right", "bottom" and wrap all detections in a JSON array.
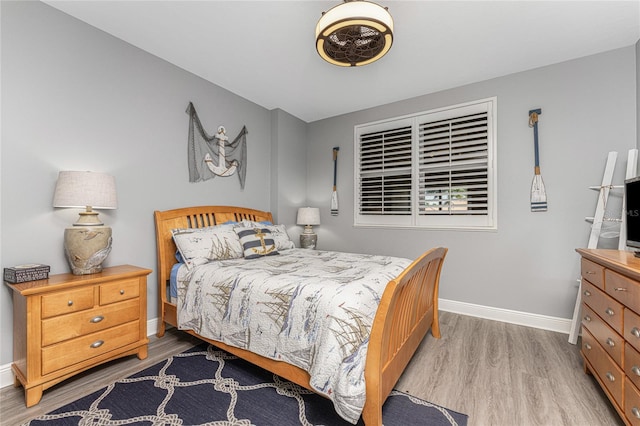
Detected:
[
  {"left": 100, "top": 278, "right": 139, "bottom": 305},
  {"left": 582, "top": 280, "right": 624, "bottom": 335},
  {"left": 627, "top": 343, "right": 640, "bottom": 390},
  {"left": 626, "top": 309, "right": 640, "bottom": 353},
  {"left": 41, "top": 298, "right": 140, "bottom": 346},
  {"left": 582, "top": 258, "right": 605, "bottom": 289},
  {"left": 41, "top": 287, "right": 95, "bottom": 319},
  {"left": 41, "top": 320, "right": 140, "bottom": 376},
  {"left": 582, "top": 327, "right": 624, "bottom": 407},
  {"left": 582, "top": 304, "right": 623, "bottom": 365},
  {"left": 607, "top": 269, "right": 640, "bottom": 313},
  {"left": 626, "top": 378, "right": 640, "bottom": 425}
]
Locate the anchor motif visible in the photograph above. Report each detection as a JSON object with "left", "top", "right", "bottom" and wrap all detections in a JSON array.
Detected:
[
  {"left": 204, "top": 126, "right": 239, "bottom": 177},
  {"left": 251, "top": 228, "right": 276, "bottom": 256}
]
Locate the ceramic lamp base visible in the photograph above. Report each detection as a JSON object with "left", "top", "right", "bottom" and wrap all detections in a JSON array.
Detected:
[
  {"left": 300, "top": 233, "right": 317, "bottom": 250},
  {"left": 64, "top": 225, "right": 113, "bottom": 275}
]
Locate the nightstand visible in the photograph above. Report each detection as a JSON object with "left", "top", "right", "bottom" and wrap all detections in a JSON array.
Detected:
[{"left": 6, "top": 264, "right": 152, "bottom": 407}]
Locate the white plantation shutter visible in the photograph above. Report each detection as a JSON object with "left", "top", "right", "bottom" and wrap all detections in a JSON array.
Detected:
[
  {"left": 419, "top": 112, "right": 489, "bottom": 216},
  {"left": 355, "top": 98, "right": 496, "bottom": 230}
]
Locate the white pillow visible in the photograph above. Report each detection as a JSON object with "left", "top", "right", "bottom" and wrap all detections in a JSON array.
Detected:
[{"left": 171, "top": 224, "right": 244, "bottom": 268}]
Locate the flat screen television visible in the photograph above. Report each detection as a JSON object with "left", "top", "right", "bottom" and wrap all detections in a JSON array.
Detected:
[{"left": 625, "top": 176, "right": 640, "bottom": 252}]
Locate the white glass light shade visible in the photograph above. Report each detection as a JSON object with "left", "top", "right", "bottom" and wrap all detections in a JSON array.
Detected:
[
  {"left": 53, "top": 171, "right": 117, "bottom": 209},
  {"left": 297, "top": 207, "right": 321, "bottom": 226},
  {"left": 315, "top": 0, "right": 394, "bottom": 67}
]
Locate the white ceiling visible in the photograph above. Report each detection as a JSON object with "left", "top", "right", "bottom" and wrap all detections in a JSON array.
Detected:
[{"left": 43, "top": 1, "right": 640, "bottom": 123}]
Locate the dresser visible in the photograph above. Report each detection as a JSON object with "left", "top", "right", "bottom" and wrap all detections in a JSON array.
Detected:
[
  {"left": 6, "top": 264, "right": 152, "bottom": 407},
  {"left": 577, "top": 249, "right": 640, "bottom": 425}
]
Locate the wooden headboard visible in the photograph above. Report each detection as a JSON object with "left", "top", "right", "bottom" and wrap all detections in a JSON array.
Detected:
[{"left": 153, "top": 205, "right": 273, "bottom": 302}]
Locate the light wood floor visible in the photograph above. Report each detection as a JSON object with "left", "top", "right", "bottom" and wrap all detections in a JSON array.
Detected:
[{"left": 0, "top": 312, "right": 623, "bottom": 426}]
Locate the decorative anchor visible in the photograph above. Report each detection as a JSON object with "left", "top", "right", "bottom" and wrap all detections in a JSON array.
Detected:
[{"left": 204, "top": 126, "right": 238, "bottom": 177}]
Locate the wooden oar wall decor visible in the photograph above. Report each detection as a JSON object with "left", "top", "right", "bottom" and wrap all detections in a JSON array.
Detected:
[
  {"left": 331, "top": 147, "right": 339, "bottom": 216},
  {"left": 529, "top": 109, "right": 547, "bottom": 212}
]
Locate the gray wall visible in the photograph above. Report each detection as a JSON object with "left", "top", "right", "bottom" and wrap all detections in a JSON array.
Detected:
[
  {"left": 0, "top": 1, "right": 306, "bottom": 367},
  {"left": 1, "top": 0, "right": 638, "bottom": 373},
  {"left": 307, "top": 47, "right": 637, "bottom": 320}
]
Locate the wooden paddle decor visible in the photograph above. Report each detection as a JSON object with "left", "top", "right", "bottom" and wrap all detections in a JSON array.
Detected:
[
  {"left": 331, "top": 147, "right": 339, "bottom": 216},
  {"left": 529, "top": 109, "right": 547, "bottom": 212}
]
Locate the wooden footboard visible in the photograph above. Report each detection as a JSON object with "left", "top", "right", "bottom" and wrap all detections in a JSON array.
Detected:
[{"left": 154, "top": 206, "right": 447, "bottom": 426}]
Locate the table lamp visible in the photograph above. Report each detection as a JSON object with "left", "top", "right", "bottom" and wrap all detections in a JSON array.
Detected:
[
  {"left": 53, "top": 171, "right": 117, "bottom": 275},
  {"left": 297, "top": 207, "right": 320, "bottom": 249}
]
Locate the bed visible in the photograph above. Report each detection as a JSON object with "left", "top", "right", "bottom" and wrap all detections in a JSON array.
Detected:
[{"left": 154, "top": 205, "right": 447, "bottom": 425}]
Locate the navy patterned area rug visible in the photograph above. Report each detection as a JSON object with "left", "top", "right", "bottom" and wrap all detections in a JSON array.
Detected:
[{"left": 25, "top": 343, "right": 468, "bottom": 425}]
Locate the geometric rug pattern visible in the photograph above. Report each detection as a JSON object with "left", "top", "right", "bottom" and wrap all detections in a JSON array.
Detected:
[{"left": 24, "top": 343, "right": 468, "bottom": 426}]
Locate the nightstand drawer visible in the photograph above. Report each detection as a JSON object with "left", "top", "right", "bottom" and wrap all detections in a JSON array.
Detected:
[
  {"left": 100, "top": 278, "right": 139, "bottom": 305},
  {"left": 41, "top": 320, "right": 140, "bottom": 375},
  {"left": 582, "top": 258, "right": 605, "bottom": 289},
  {"left": 41, "top": 287, "right": 95, "bottom": 319},
  {"left": 41, "top": 298, "right": 140, "bottom": 346},
  {"left": 582, "top": 280, "right": 624, "bottom": 335}
]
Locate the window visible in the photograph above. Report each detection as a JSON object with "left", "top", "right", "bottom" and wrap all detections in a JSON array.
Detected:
[{"left": 355, "top": 98, "right": 497, "bottom": 230}]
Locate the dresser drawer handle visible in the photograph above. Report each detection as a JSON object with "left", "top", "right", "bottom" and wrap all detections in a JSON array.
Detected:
[
  {"left": 585, "top": 271, "right": 596, "bottom": 275},
  {"left": 605, "top": 308, "right": 615, "bottom": 316},
  {"left": 606, "top": 372, "right": 615, "bottom": 382},
  {"left": 606, "top": 338, "right": 615, "bottom": 347},
  {"left": 632, "top": 328, "right": 640, "bottom": 338},
  {"left": 614, "top": 287, "right": 628, "bottom": 292},
  {"left": 90, "top": 316, "right": 104, "bottom": 324},
  {"left": 90, "top": 340, "right": 104, "bottom": 349},
  {"left": 67, "top": 300, "right": 73, "bottom": 306},
  {"left": 120, "top": 290, "right": 125, "bottom": 295},
  {"left": 584, "top": 343, "right": 592, "bottom": 350},
  {"left": 583, "top": 290, "right": 592, "bottom": 297},
  {"left": 632, "top": 366, "right": 640, "bottom": 376},
  {"left": 633, "top": 407, "right": 640, "bottom": 419},
  {"left": 583, "top": 315, "right": 592, "bottom": 322}
]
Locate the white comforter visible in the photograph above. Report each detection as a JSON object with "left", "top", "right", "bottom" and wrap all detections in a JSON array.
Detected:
[{"left": 176, "top": 248, "right": 411, "bottom": 423}]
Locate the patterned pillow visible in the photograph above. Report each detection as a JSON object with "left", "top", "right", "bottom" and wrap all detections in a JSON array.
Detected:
[
  {"left": 234, "top": 227, "right": 279, "bottom": 259},
  {"left": 239, "top": 221, "right": 295, "bottom": 251},
  {"left": 171, "top": 224, "right": 244, "bottom": 268}
]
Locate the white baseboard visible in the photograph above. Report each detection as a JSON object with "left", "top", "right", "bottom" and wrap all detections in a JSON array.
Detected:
[
  {"left": 0, "top": 302, "right": 572, "bottom": 390},
  {"left": 438, "top": 298, "right": 573, "bottom": 334}
]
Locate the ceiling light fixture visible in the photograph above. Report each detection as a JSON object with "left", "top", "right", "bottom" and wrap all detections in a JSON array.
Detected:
[{"left": 315, "top": 0, "right": 394, "bottom": 67}]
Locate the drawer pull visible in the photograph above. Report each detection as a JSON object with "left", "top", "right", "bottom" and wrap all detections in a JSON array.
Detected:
[
  {"left": 632, "top": 366, "right": 640, "bottom": 376},
  {"left": 90, "top": 340, "right": 104, "bottom": 349},
  {"left": 584, "top": 343, "right": 592, "bottom": 350},
  {"left": 633, "top": 407, "right": 640, "bottom": 419},
  {"left": 606, "top": 338, "right": 615, "bottom": 347},
  {"left": 605, "top": 308, "right": 615, "bottom": 316},
  {"left": 632, "top": 328, "right": 640, "bottom": 338},
  {"left": 614, "top": 287, "right": 628, "bottom": 292},
  {"left": 67, "top": 300, "right": 73, "bottom": 306},
  {"left": 585, "top": 271, "right": 596, "bottom": 275},
  {"left": 606, "top": 372, "right": 615, "bottom": 382},
  {"left": 583, "top": 290, "right": 592, "bottom": 297},
  {"left": 583, "top": 315, "right": 592, "bottom": 322},
  {"left": 90, "top": 316, "right": 104, "bottom": 323},
  {"left": 120, "top": 290, "right": 125, "bottom": 295}
]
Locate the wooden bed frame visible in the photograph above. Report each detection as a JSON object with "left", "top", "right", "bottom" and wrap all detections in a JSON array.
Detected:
[{"left": 154, "top": 206, "right": 447, "bottom": 425}]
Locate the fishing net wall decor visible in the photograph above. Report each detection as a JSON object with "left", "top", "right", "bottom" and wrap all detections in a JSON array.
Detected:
[{"left": 186, "top": 102, "right": 247, "bottom": 189}]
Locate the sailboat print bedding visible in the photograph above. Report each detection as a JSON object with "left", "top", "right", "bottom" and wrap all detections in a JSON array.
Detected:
[{"left": 175, "top": 248, "right": 411, "bottom": 423}]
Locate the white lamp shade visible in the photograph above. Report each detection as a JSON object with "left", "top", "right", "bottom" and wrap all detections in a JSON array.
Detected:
[
  {"left": 297, "top": 207, "right": 320, "bottom": 226},
  {"left": 53, "top": 171, "right": 117, "bottom": 209}
]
